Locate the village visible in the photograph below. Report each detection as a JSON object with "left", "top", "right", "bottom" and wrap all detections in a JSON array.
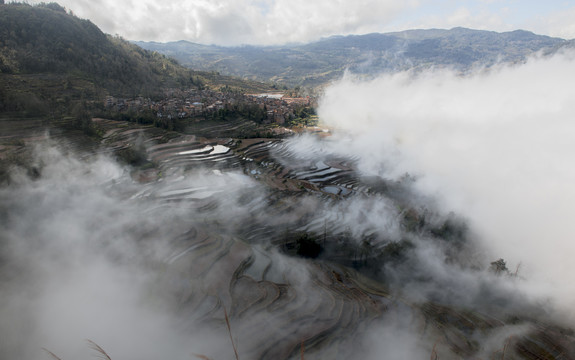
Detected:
[{"left": 103, "top": 88, "right": 316, "bottom": 125}]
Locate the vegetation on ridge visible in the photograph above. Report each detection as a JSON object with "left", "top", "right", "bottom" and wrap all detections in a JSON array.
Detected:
[
  {"left": 0, "top": 2, "right": 276, "bottom": 118},
  {"left": 137, "top": 28, "right": 567, "bottom": 87},
  {"left": 2, "top": 3, "right": 575, "bottom": 360}
]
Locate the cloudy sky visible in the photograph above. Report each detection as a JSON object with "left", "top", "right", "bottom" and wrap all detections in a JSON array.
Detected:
[{"left": 18, "top": 0, "right": 575, "bottom": 45}]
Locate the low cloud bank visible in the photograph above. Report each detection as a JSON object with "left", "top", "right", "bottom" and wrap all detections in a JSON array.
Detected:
[
  {"left": 318, "top": 50, "right": 575, "bottom": 319},
  {"left": 0, "top": 145, "right": 249, "bottom": 359},
  {"left": 40, "top": 0, "right": 412, "bottom": 45},
  {"left": 4, "top": 49, "right": 575, "bottom": 357}
]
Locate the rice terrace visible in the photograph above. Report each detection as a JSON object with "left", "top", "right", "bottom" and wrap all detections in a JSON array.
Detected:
[{"left": 3, "top": 2, "right": 575, "bottom": 360}]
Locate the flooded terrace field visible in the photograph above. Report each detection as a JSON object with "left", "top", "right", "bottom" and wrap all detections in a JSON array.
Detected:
[{"left": 1, "top": 117, "right": 573, "bottom": 360}]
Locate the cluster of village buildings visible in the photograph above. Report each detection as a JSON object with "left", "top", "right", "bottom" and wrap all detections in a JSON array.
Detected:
[{"left": 104, "top": 88, "right": 314, "bottom": 124}]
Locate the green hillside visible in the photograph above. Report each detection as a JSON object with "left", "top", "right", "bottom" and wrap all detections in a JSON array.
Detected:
[{"left": 0, "top": 2, "right": 274, "bottom": 117}]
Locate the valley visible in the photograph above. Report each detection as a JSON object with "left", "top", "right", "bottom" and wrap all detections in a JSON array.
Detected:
[{"left": 2, "top": 2, "right": 575, "bottom": 360}]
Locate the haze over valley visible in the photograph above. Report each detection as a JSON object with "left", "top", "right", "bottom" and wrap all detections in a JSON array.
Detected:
[{"left": 2, "top": 2, "right": 575, "bottom": 359}]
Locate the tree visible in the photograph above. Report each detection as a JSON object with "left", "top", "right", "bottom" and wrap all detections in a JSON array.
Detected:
[
  {"left": 40, "top": 3, "right": 67, "bottom": 13},
  {"left": 490, "top": 258, "right": 509, "bottom": 275},
  {"left": 295, "top": 232, "right": 322, "bottom": 258}
]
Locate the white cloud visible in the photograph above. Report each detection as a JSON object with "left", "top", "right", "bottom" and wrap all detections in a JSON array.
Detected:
[
  {"left": 17, "top": 0, "right": 575, "bottom": 44},
  {"left": 527, "top": 6, "right": 575, "bottom": 39},
  {"left": 0, "top": 145, "right": 255, "bottom": 359},
  {"left": 318, "top": 50, "right": 575, "bottom": 320},
  {"left": 16, "top": 0, "right": 575, "bottom": 44},
  {"left": 403, "top": 6, "right": 511, "bottom": 33},
  {"left": 22, "top": 0, "right": 415, "bottom": 45}
]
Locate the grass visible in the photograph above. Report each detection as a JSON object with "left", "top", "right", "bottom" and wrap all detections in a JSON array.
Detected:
[
  {"left": 86, "top": 340, "right": 112, "bottom": 360},
  {"left": 42, "top": 348, "right": 63, "bottom": 360},
  {"left": 42, "top": 340, "right": 112, "bottom": 360},
  {"left": 41, "top": 306, "right": 244, "bottom": 360},
  {"left": 430, "top": 343, "right": 438, "bottom": 360},
  {"left": 223, "top": 305, "right": 240, "bottom": 360},
  {"left": 192, "top": 354, "right": 213, "bottom": 360},
  {"left": 44, "top": 339, "right": 215, "bottom": 360}
]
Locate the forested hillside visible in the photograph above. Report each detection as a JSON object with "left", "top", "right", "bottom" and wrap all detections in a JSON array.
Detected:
[
  {"left": 0, "top": 2, "right": 274, "bottom": 117},
  {"left": 0, "top": 3, "right": 200, "bottom": 115}
]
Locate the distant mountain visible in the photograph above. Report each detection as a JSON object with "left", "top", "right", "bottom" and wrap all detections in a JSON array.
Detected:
[{"left": 136, "top": 27, "right": 568, "bottom": 87}]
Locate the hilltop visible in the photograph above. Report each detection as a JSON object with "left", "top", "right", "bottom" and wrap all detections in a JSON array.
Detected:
[
  {"left": 0, "top": 2, "right": 276, "bottom": 117},
  {"left": 2, "top": 4, "right": 575, "bottom": 359},
  {"left": 136, "top": 27, "right": 568, "bottom": 87}
]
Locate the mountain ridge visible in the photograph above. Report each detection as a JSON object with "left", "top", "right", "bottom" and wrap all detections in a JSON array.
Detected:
[
  {"left": 0, "top": 2, "right": 277, "bottom": 117},
  {"left": 135, "top": 27, "right": 568, "bottom": 87},
  {"left": 3, "top": 4, "right": 575, "bottom": 360}
]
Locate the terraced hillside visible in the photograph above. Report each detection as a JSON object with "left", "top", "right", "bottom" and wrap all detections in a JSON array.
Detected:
[
  {"left": 2, "top": 5, "right": 574, "bottom": 358},
  {"left": 2, "top": 116, "right": 574, "bottom": 359}
]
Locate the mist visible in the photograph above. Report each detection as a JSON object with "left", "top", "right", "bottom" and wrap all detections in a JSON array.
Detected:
[
  {"left": 1, "top": 139, "right": 406, "bottom": 359},
  {"left": 3, "top": 51, "right": 575, "bottom": 360},
  {"left": 0, "top": 143, "right": 258, "bottom": 359},
  {"left": 318, "top": 49, "right": 575, "bottom": 320}
]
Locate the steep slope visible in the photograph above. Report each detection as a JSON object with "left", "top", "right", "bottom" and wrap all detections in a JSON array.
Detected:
[
  {"left": 3, "top": 116, "right": 575, "bottom": 359},
  {"left": 0, "top": 3, "right": 196, "bottom": 96},
  {"left": 0, "top": 2, "right": 275, "bottom": 117},
  {"left": 1, "top": 5, "right": 575, "bottom": 358}
]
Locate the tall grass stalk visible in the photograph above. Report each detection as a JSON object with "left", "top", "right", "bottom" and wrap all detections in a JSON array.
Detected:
[
  {"left": 42, "top": 348, "right": 63, "bottom": 360},
  {"left": 86, "top": 339, "right": 112, "bottom": 360},
  {"left": 192, "top": 354, "right": 213, "bottom": 360},
  {"left": 501, "top": 336, "right": 512, "bottom": 360},
  {"left": 430, "top": 342, "right": 438, "bottom": 360},
  {"left": 223, "top": 306, "right": 240, "bottom": 360}
]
